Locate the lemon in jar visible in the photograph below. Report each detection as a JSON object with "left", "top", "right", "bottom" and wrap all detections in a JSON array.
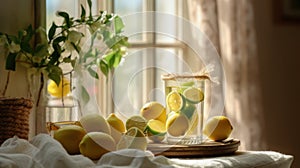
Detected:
[
  {"left": 166, "top": 113, "right": 189, "bottom": 137},
  {"left": 47, "top": 77, "right": 71, "bottom": 98},
  {"left": 166, "top": 91, "right": 185, "bottom": 112}
]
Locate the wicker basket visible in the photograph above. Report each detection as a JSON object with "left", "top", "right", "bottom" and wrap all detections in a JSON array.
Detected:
[{"left": 0, "top": 97, "right": 33, "bottom": 145}]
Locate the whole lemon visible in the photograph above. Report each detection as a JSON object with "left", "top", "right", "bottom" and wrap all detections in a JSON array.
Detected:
[
  {"left": 203, "top": 116, "right": 233, "bottom": 141},
  {"left": 53, "top": 125, "right": 86, "bottom": 154},
  {"left": 47, "top": 77, "right": 71, "bottom": 98},
  {"left": 106, "top": 113, "right": 126, "bottom": 143},
  {"left": 80, "top": 113, "right": 111, "bottom": 135},
  {"left": 79, "top": 132, "right": 116, "bottom": 160}
]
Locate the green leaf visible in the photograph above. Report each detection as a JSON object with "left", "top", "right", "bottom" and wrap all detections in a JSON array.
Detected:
[
  {"left": 57, "top": 11, "right": 71, "bottom": 27},
  {"left": 21, "top": 41, "right": 33, "bottom": 53},
  {"left": 70, "top": 42, "right": 81, "bottom": 53},
  {"left": 5, "top": 53, "right": 17, "bottom": 71},
  {"left": 114, "top": 16, "right": 125, "bottom": 34},
  {"left": 52, "top": 36, "right": 66, "bottom": 52},
  {"left": 48, "top": 22, "right": 57, "bottom": 41},
  {"left": 48, "top": 50, "right": 60, "bottom": 65},
  {"left": 71, "top": 59, "right": 77, "bottom": 68},
  {"left": 80, "top": 4, "right": 86, "bottom": 21},
  {"left": 87, "top": 67, "right": 99, "bottom": 79},
  {"left": 81, "top": 85, "right": 90, "bottom": 105},
  {"left": 47, "top": 66, "right": 63, "bottom": 86},
  {"left": 87, "top": 0, "right": 93, "bottom": 20},
  {"left": 34, "top": 43, "right": 48, "bottom": 57},
  {"left": 103, "top": 50, "right": 117, "bottom": 68},
  {"left": 99, "top": 59, "right": 109, "bottom": 77},
  {"left": 23, "top": 25, "right": 34, "bottom": 43},
  {"left": 113, "top": 50, "right": 122, "bottom": 67},
  {"left": 63, "top": 56, "right": 72, "bottom": 63}
]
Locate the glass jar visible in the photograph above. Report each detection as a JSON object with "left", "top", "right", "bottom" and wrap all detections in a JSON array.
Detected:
[
  {"left": 162, "top": 74, "right": 209, "bottom": 145},
  {"left": 45, "top": 72, "right": 81, "bottom": 136}
]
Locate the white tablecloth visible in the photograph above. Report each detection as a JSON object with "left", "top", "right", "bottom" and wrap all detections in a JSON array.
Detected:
[{"left": 0, "top": 134, "right": 294, "bottom": 168}]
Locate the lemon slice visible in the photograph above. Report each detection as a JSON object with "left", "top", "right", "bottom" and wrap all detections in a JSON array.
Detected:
[
  {"left": 125, "top": 115, "right": 148, "bottom": 132},
  {"left": 166, "top": 91, "right": 185, "bottom": 112},
  {"left": 147, "top": 119, "right": 166, "bottom": 135},
  {"left": 166, "top": 113, "right": 189, "bottom": 137},
  {"left": 182, "top": 87, "right": 204, "bottom": 104},
  {"left": 117, "top": 127, "right": 147, "bottom": 151},
  {"left": 47, "top": 77, "right": 71, "bottom": 98}
]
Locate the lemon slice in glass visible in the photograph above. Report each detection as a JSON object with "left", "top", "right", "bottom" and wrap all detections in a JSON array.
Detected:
[
  {"left": 117, "top": 127, "right": 147, "bottom": 151},
  {"left": 166, "top": 113, "right": 189, "bottom": 137},
  {"left": 182, "top": 87, "right": 204, "bottom": 104},
  {"left": 181, "top": 103, "right": 196, "bottom": 119},
  {"left": 166, "top": 91, "right": 185, "bottom": 112}
]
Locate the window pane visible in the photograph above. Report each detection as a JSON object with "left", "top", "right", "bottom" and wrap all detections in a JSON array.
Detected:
[
  {"left": 114, "top": 0, "right": 144, "bottom": 42},
  {"left": 113, "top": 47, "right": 184, "bottom": 118},
  {"left": 113, "top": 49, "right": 143, "bottom": 118},
  {"left": 156, "top": 0, "right": 176, "bottom": 14},
  {"left": 46, "top": 0, "right": 79, "bottom": 30},
  {"left": 155, "top": 0, "right": 178, "bottom": 43},
  {"left": 114, "top": 0, "right": 143, "bottom": 15}
]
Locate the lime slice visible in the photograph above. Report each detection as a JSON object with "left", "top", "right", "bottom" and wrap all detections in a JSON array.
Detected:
[
  {"left": 178, "top": 81, "right": 195, "bottom": 93},
  {"left": 183, "top": 87, "right": 204, "bottom": 104},
  {"left": 147, "top": 119, "right": 166, "bottom": 135},
  {"left": 181, "top": 81, "right": 195, "bottom": 87},
  {"left": 166, "top": 91, "right": 185, "bottom": 112},
  {"left": 125, "top": 115, "right": 148, "bottom": 132},
  {"left": 117, "top": 127, "right": 147, "bottom": 151},
  {"left": 181, "top": 103, "right": 196, "bottom": 119}
]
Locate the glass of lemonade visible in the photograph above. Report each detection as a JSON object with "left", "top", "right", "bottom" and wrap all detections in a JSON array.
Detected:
[{"left": 162, "top": 74, "right": 209, "bottom": 145}]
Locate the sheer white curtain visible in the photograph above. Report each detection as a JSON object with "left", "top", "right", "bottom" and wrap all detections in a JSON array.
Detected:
[{"left": 187, "top": 0, "right": 266, "bottom": 150}]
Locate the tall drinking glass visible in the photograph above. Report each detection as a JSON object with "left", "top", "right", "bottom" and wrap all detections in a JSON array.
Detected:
[{"left": 162, "top": 74, "right": 209, "bottom": 145}]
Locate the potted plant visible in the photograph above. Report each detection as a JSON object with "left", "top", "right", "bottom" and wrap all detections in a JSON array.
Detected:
[{"left": 0, "top": 0, "right": 129, "bottom": 137}]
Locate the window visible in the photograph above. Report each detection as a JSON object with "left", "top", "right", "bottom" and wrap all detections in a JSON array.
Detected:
[{"left": 46, "top": 0, "right": 204, "bottom": 119}]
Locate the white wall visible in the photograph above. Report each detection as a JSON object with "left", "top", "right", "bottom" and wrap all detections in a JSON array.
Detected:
[
  {"left": 253, "top": 0, "right": 300, "bottom": 167},
  {"left": 0, "top": 0, "right": 35, "bottom": 97},
  {"left": 0, "top": 0, "right": 36, "bottom": 137}
]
